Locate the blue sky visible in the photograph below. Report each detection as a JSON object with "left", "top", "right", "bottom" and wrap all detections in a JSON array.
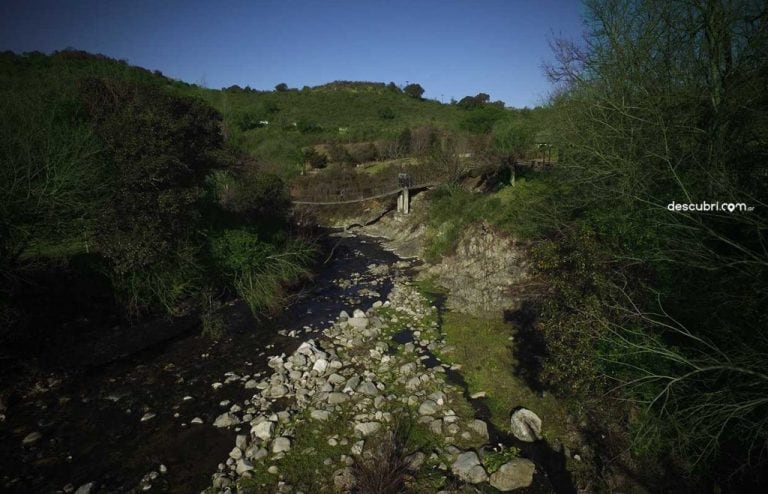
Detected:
[{"left": 0, "top": 0, "right": 585, "bottom": 108}]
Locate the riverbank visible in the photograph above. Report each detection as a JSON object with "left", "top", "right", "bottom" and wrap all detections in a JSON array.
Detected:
[{"left": 0, "top": 234, "right": 402, "bottom": 493}]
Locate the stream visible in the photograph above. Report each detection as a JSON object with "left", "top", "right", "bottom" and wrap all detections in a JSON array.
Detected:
[
  {"left": 0, "top": 233, "right": 405, "bottom": 493},
  {"left": 0, "top": 232, "right": 570, "bottom": 493}
]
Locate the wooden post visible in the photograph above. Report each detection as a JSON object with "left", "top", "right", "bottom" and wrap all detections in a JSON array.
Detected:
[{"left": 403, "top": 187, "right": 410, "bottom": 214}]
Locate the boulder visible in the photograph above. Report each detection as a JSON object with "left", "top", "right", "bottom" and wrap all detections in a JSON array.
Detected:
[
  {"left": 489, "top": 459, "right": 535, "bottom": 491},
  {"left": 509, "top": 408, "right": 542, "bottom": 442},
  {"left": 310, "top": 409, "right": 331, "bottom": 421},
  {"left": 468, "top": 419, "right": 489, "bottom": 441},
  {"left": 418, "top": 399, "right": 439, "bottom": 415},
  {"left": 251, "top": 421, "right": 274, "bottom": 441},
  {"left": 451, "top": 451, "right": 488, "bottom": 484}
]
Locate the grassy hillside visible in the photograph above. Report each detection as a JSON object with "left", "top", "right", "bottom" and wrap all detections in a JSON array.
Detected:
[
  {"left": 0, "top": 50, "right": 314, "bottom": 336},
  {"left": 181, "top": 80, "right": 550, "bottom": 174}
]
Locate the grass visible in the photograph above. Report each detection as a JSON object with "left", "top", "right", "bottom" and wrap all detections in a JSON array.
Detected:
[{"left": 435, "top": 311, "right": 572, "bottom": 447}]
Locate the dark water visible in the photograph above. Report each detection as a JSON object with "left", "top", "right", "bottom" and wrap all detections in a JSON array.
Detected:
[
  {"left": 1, "top": 232, "right": 572, "bottom": 493},
  {"left": 0, "top": 233, "right": 405, "bottom": 494}
]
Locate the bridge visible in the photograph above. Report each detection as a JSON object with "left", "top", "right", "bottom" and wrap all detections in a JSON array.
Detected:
[{"left": 292, "top": 174, "right": 439, "bottom": 214}]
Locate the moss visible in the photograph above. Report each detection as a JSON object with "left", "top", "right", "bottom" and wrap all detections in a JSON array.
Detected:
[{"left": 436, "top": 311, "right": 573, "bottom": 447}]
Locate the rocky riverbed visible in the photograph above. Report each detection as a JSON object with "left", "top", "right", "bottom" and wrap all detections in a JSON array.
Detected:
[
  {"left": 1, "top": 232, "right": 569, "bottom": 493},
  {"left": 201, "top": 234, "right": 563, "bottom": 494}
]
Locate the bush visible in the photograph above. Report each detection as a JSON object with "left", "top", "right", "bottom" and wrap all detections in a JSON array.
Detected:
[
  {"left": 79, "top": 77, "right": 223, "bottom": 314},
  {"left": 208, "top": 230, "right": 314, "bottom": 315}
]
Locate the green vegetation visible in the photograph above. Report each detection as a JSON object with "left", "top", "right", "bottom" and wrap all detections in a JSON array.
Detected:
[
  {"left": 0, "top": 50, "right": 313, "bottom": 337},
  {"left": 421, "top": 0, "right": 768, "bottom": 490},
  {"left": 435, "top": 311, "right": 573, "bottom": 450}
]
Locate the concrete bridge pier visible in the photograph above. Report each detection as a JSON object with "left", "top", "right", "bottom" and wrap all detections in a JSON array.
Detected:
[{"left": 397, "top": 187, "right": 410, "bottom": 214}]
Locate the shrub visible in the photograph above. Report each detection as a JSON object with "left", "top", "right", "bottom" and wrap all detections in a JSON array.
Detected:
[{"left": 79, "top": 77, "right": 222, "bottom": 314}]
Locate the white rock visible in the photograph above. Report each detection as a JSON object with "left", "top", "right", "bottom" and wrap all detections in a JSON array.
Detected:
[
  {"left": 354, "top": 422, "right": 381, "bottom": 436},
  {"left": 272, "top": 437, "right": 291, "bottom": 453},
  {"left": 452, "top": 451, "right": 488, "bottom": 484},
  {"left": 312, "top": 359, "right": 328, "bottom": 374},
  {"left": 510, "top": 408, "right": 542, "bottom": 442},
  {"left": 213, "top": 412, "right": 240, "bottom": 428},
  {"left": 489, "top": 459, "right": 535, "bottom": 491},
  {"left": 311, "top": 409, "right": 331, "bottom": 421},
  {"left": 252, "top": 421, "right": 274, "bottom": 441},
  {"left": 75, "top": 482, "right": 94, "bottom": 494},
  {"left": 236, "top": 458, "right": 254, "bottom": 475}
]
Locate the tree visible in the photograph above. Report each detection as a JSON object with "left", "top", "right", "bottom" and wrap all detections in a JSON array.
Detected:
[
  {"left": 541, "top": 0, "right": 768, "bottom": 485},
  {"left": 403, "top": 83, "right": 424, "bottom": 99},
  {"left": 492, "top": 118, "right": 535, "bottom": 185},
  {"left": 80, "top": 77, "right": 223, "bottom": 314},
  {"left": 274, "top": 82, "right": 288, "bottom": 92}
]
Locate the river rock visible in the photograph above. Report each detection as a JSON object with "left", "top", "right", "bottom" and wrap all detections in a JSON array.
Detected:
[
  {"left": 333, "top": 467, "right": 356, "bottom": 491},
  {"left": 489, "top": 458, "right": 535, "bottom": 491},
  {"left": 343, "top": 375, "right": 360, "bottom": 393},
  {"left": 235, "top": 434, "right": 248, "bottom": 450},
  {"left": 353, "top": 309, "right": 366, "bottom": 318},
  {"left": 272, "top": 437, "right": 291, "bottom": 453},
  {"left": 229, "top": 447, "right": 243, "bottom": 460},
  {"left": 510, "top": 408, "right": 542, "bottom": 442},
  {"left": 75, "top": 482, "right": 94, "bottom": 494},
  {"left": 354, "top": 422, "right": 381, "bottom": 436},
  {"left": 328, "top": 373, "right": 346, "bottom": 385},
  {"left": 357, "top": 381, "right": 378, "bottom": 396},
  {"left": 235, "top": 458, "right": 254, "bottom": 475},
  {"left": 347, "top": 317, "right": 368, "bottom": 329},
  {"left": 213, "top": 412, "right": 240, "bottom": 428},
  {"left": 452, "top": 451, "right": 488, "bottom": 484},
  {"left": 252, "top": 421, "right": 274, "bottom": 441},
  {"left": 22, "top": 431, "right": 42, "bottom": 445},
  {"left": 418, "top": 399, "right": 439, "bottom": 415},
  {"left": 312, "top": 358, "right": 328, "bottom": 375},
  {"left": 404, "top": 451, "right": 425, "bottom": 471},
  {"left": 328, "top": 392, "right": 349, "bottom": 404},
  {"left": 269, "top": 384, "right": 289, "bottom": 398},
  {"left": 310, "top": 409, "right": 330, "bottom": 421},
  {"left": 468, "top": 419, "right": 489, "bottom": 441},
  {"left": 244, "top": 379, "right": 258, "bottom": 389}
]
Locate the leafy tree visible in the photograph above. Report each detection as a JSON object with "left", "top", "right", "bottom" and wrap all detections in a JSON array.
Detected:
[
  {"left": 80, "top": 77, "right": 223, "bottom": 314},
  {"left": 403, "top": 83, "right": 424, "bottom": 99},
  {"left": 539, "top": 0, "right": 768, "bottom": 485},
  {"left": 492, "top": 118, "right": 536, "bottom": 184},
  {"left": 274, "top": 82, "right": 289, "bottom": 92},
  {"left": 458, "top": 106, "right": 505, "bottom": 134}
]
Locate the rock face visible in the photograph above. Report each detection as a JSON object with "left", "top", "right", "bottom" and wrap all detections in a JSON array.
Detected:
[
  {"left": 510, "top": 408, "right": 542, "bottom": 442},
  {"left": 489, "top": 459, "right": 536, "bottom": 491},
  {"left": 426, "top": 223, "right": 530, "bottom": 316}
]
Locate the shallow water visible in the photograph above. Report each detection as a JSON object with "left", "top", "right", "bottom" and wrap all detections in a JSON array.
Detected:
[{"left": 0, "top": 233, "right": 405, "bottom": 493}]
